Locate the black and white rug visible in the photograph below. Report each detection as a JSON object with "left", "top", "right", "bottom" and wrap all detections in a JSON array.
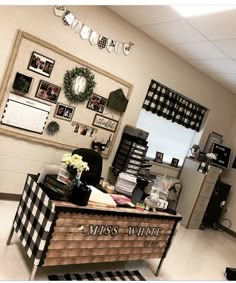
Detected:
[{"left": 48, "top": 270, "right": 146, "bottom": 281}]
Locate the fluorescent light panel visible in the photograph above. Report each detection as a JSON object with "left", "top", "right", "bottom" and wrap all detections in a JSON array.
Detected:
[{"left": 171, "top": 5, "right": 236, "bottom": 17}]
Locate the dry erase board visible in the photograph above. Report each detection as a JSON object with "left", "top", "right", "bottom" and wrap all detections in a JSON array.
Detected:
[{"left": 1, "top": 93, "right": 50, "bottom": 134}]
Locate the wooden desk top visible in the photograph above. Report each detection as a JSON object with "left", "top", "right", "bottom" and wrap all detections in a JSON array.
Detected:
[
  {"left": 31, "top": 174, "right": 181, "bottom": 220},
  {"left": 52, "top": 200, "right": 182, "bottom": 219}
]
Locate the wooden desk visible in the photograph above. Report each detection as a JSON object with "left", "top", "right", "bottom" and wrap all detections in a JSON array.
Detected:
[{"left": 7, "top": 174, "right": 182, "bottom": 280}]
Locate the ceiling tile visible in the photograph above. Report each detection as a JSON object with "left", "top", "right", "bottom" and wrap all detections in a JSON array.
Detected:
[
  {"left": 140, "top": 19, "right": 207, "bottom": 45},
  {"left": 187, "top": 9, "right": 236, "bottom": 40},
  {"left": 188, "top": 59, "right": 236, "bottom": 74},
  {"left": 167, "top": 41, "right": 228, "bottom": 60},
  {"left": 107, "top": 5, "right": 181, "bottom": 27},
  {"left": 213, "top": 39, "right": 236, "bottom": 59}
]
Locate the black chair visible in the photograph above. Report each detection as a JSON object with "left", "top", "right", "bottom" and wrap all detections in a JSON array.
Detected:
[{"left": 72, "top": 148, "right": 103, "bottom": 186}]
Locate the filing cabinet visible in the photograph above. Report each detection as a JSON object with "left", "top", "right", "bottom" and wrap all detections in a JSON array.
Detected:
[{"left": 176, "top": 157, "right": 221, "bottom": 229}]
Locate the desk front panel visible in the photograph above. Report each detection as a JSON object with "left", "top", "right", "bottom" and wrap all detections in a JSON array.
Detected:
[{"left": 43, "top": 211, "right": 175, "bottom": 266}]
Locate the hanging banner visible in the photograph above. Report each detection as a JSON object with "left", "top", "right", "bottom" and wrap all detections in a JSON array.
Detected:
[
  {"left": 98, "top": 36, "right": 108, "bottom": 49},
  {"left": 107, "top": 39, "right": 115, "bottom": 53},
  {"left": 80, "top": 25, "right": 91, "bottom": 40},
  {"left": 54, "top": 6, "right": 66, "bottom": 17},
  {"left": 63, "top": 11, "right": 75, "bottom": 25},
  {"left": 123, "top": 42, "right": 134, "bottom": 56},
  {"left": 54, "top": 6, "right": 134, "bottom": 55},
  {"left": 89, "top": 31, "right": 100, "bottom": 45},
  {"left": 115, "top": 42, "right": 123, "bottom": 54}
]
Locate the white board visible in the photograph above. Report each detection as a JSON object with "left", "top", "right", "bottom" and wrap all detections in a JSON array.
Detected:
[{"left": 1, "top": 93, "right": 50, "bottom": 134}]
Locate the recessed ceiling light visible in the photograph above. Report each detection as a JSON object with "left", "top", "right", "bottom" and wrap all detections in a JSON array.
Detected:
[{"left": 171, "top": 5, "right": 236, "bottom": 17}]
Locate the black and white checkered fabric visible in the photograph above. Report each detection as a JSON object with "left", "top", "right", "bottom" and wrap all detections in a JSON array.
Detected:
[
  {"left": 13, "top": 175, "right": 55, "bottom": 265},
  {"left": 48, "top": 270, "right": 146, "bottom": 281},
  {"left": 142, "top": 79, "right": 206, "bottom": 132}
]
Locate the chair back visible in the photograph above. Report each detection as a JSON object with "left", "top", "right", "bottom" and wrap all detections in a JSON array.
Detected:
[{"left": 72, "top": 148, "right": 103, "bottom": 186}]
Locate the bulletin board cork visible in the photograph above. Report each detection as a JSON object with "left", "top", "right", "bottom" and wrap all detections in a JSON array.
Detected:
[{"left": 0, "top": 30, "right": 133, "bottom": 158}]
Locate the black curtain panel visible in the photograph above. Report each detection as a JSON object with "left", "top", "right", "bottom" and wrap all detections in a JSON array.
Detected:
[{"left": 142, "top": 79, "right": 207, "bottom": 132}]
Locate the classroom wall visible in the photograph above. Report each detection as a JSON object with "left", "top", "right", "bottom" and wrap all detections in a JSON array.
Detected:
[{"left": 0, "top": 5, "right": 235, "bottom": 230}]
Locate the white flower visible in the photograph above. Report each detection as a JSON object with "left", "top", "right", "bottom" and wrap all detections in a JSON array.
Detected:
[
  {"left": 61, "top": 153, "right": 89, "bottom": 173},
  {"left": 206, "top": 153, "right": 217, "bottom": 160}
]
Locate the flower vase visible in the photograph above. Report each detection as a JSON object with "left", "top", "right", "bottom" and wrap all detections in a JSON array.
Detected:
[
  {"left": 61, "top": 178, "right": 74, "bottom": 201},
  {"left": 75, "top": 172, "right": 82, "bottom": 188}
]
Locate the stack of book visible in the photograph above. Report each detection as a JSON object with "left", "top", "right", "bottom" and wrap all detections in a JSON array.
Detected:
[{"left": 114, "top": 172, "right": 137, "bottom": 196}]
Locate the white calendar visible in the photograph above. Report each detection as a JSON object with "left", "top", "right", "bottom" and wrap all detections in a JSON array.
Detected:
[{"left": 1, "top": 93, "right": 50, "bottom": 134}]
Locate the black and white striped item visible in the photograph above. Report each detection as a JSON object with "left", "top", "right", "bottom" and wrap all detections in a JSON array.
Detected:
[
  {"left": 13, "top": 175, "right": 55, "bottom": 265},
  {"left": 142, "top": 79, "right": 206, "bottom": 132},
  {"left": 48, "top": 270, "right": 146, "bottom": 281}
]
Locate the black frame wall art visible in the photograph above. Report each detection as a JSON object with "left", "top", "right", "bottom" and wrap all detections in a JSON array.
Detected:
[
  {"left": 203, "top": 131, "right": 223, "bottom": 154},
  {"left": 154, "top": 151, "right": 164, "bottom": 164},
  {"left": 86, "top": 93, "right": 107, "bottom": 113},
  {"left": 171, "top": 158, "right": 179, "bottom": 168},
  {"left": 54, "top": 102, "right": 75, "bottom": 122},
  {"left": 12, "top": 72, "right": 33, "bottom": 95},
  {"left": 92, "top": 114, "right": 118, "bottom": 132},
  {"left": 35, "top": 80, "right": 61, "bottom": 104},
  {"left": 28, "top": 51, "right": 55, "bottom": 78}
]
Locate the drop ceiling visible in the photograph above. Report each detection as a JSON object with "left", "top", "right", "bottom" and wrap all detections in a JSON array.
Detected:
[{"left": 108, "top": 5, "right": 236, "bottom": 95}]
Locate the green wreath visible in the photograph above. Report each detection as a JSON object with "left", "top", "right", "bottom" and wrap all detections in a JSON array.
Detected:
[{"left": 64, "top": 67, "right": 96, "bottom": 102}]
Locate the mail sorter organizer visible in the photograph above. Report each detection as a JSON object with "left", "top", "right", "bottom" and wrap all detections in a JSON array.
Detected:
[
  {"left": 6, "top": 174, "right": 182, "bottom": 280},
  {"left": 112, "top": 125, "right": 149, "bottom": 175}
]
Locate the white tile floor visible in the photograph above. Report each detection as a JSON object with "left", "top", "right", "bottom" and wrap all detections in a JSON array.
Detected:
[{"left": 0, "top": 199, "right": 235, "bottom": 281}]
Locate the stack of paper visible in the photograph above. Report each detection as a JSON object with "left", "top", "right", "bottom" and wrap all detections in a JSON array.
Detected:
[
  {"left": 87, "top": 185, "right": 117, "bottom": 207},
  {"left": 114, "top": 172, "right": 137, "bottom": 196}
]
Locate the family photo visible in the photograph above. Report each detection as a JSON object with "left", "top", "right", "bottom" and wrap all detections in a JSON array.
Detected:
[
  {"left": 54, "top": 102, "right": 75, "bottom": 122},
  {"left": 28, "top": 51, "right": 55, "bottom": 77},
  {"left": 35, "top": 80, "right": 61, "bottom": 103},
  {"left": 87, "top": 93, "right": 107, "bottom": 113}
]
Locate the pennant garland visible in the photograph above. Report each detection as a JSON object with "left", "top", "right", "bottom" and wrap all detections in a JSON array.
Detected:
[
  {"left": 98, "top": 36, "right": 108, "bottom": 49},
  {"left": 54, "top": 5, "right": 134, "bottom": 55}
]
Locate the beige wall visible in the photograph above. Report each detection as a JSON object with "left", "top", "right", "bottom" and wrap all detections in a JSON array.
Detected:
[{"left": 0, "top": 5, "right": 235, "bottom": 229}]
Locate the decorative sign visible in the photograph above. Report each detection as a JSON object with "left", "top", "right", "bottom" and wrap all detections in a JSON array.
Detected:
[
  {"left": 92, "top": 114, "right": 118, "bottom": 132},
  {"left": 53, "top": 6, "right": 134, "bottom": 56},
  {"left": 87, "top": 224, "right": 162, "bottom": 237}
]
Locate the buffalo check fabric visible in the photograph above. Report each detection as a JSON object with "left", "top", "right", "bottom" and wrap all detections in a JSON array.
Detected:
[
  {"left": 142, "top": 79, "right": 207, "bottom": 132},
  {"left": 13, "top": 175, "right": 55, "bottom": 265},
  {"left": 48, "top": 270, "right": 146, "bottom": 281}
]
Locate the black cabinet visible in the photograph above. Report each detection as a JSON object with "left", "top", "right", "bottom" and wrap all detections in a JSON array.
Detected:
[
  {"left": 201, "top": 180, "right": 231, "bottom": 228},
  {"left": 112, "top": 125, "right": 149, "bottom": 176}
]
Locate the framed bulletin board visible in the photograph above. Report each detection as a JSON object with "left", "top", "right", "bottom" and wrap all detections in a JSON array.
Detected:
[{"left": 0, "top": 30, "right": 133, "bottom": 158}]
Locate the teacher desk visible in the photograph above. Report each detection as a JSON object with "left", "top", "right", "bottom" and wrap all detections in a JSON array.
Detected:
[{"left": 6, "top": 174, "right": 182, "bottom": 280}]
